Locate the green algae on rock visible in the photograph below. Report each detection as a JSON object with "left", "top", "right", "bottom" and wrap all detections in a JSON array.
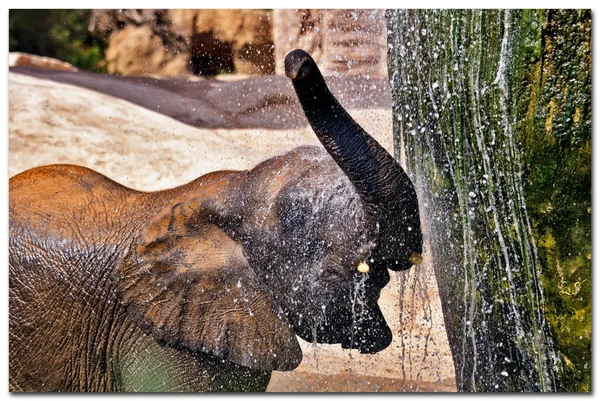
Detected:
[{"left": 386, "top": 9, "right": 590, "bottom": 392}]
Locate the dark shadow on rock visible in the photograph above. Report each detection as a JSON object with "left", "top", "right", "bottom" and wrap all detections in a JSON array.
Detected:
[{"left": 10, "top": 66, "right": 392, "bottom": 130}]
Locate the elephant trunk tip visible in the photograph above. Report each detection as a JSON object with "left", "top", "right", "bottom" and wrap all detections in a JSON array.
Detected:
[{"left": 284, "top": 49, "right": 314, "bottom": 81}]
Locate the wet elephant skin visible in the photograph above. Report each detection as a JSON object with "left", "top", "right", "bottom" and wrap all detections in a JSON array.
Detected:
[{"left": 9, "top": 50, "right": 422, "bottom": 392}]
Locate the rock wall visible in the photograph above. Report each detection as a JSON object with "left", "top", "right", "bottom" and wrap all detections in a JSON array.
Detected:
[
  {"left": 91, "top": 9, "right": 274, "bottom": 76},
  {"left": 88, "top": 9, "right": 388, "bottom": 78},
  {"left": 273, "top": 9, "right": 388, "bottom": 78},
  {"left": 104, "top": 24, "right": 189, "bottom": 76},
  {"left": 387, "top": 9, "right": 591, "bottom": 392},
  {"left": 169, "top": 9, "right": 274, "bottom": 75}
]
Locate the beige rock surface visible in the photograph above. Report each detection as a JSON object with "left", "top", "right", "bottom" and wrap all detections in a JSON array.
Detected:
[
  {"left": 105, "top": 25, "right": 190, "bottom": 76},
  {"left": 273, "top": 9, "right": 388, "bottom": 78},
  {"left": 93, "top": 9, "right": 387, "bottom": 78},
  {"left": 168, "top": 9, "right": 275, "bottom": 75},
  {"left": 8, "top": 73, "right": 388, "bottom": 190},
  {"left": 94, "top": 9, "right": 274, "bottom": 76},
  {"left": 8, "top": 71, "right": 456, "bottom": 392},
  {"left": 8, "top": 52, "right": 78, "bottom": 72}
]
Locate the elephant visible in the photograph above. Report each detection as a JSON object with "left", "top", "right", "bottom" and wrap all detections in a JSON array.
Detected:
[{"left": 9, "top": 49, "right": 422, "bottom": 392}]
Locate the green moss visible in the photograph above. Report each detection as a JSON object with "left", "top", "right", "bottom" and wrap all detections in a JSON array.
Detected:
[
  {"left": 517, "top": 10, "right": 591, "bottom": 392},
  {"left": 388, "top": 9, "right": 590, "bottom": 392}
]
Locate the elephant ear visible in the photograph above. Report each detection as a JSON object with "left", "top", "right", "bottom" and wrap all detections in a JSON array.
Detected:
[{"left": 116, "top": 200, "right": 302, "bottom": 371}]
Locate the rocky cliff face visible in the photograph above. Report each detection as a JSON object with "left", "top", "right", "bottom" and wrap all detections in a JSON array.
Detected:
[
  {"left": 169, "top": 9, "right": 274, "bottom": 75},
  {"left": 104, "top": 24, "right": 190, "bottom": 76},
  {"left": 88, "top": 9, "right": 388, "bottom": 78},
  {"left": 273, "top": 9, "right": 388, "bottom": 78},
  {"left": 90, "top": 9, "right": 274, "bottom": 76}
]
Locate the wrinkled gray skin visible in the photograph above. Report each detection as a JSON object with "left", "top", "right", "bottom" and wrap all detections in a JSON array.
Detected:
[{"left": 9, "top": 50, "right": 422, "bottom": 392}]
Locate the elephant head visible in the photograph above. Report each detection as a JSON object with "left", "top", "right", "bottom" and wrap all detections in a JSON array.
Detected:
[
  {"left": 115, "top": 50, "right": 422, "bottom": 375},
  {"left": 238, "top": 49, "right": 424, "bottom": 351}
]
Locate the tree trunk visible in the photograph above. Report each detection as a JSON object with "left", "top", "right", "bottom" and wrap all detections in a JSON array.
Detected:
[{"left": 386, "top": 9, "right": 590, "bottom": 392}]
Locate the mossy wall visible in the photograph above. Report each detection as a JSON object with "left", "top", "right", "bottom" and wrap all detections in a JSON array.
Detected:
[{"left": 386, "top": 9, "right": 590, "bottom": 392}]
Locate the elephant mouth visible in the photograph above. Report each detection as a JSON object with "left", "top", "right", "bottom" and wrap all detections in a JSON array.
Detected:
[
  {"left": 339, "top": 304, "right": 393, "bottom": 354},
  {"left": 293, "top": 302, "right": 392, "bottom": 354},
  {"left": 286, "top": 267, "right": 394, "bottom": 353}
]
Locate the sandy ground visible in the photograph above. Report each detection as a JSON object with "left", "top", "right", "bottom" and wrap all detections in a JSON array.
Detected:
[{"left": 8, "top": 71, "right": 456, "bottom": 392}]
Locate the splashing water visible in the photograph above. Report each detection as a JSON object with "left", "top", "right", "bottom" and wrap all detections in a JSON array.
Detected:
[{"left": 349, "top": 272, "right": 369, "bottom": 354}]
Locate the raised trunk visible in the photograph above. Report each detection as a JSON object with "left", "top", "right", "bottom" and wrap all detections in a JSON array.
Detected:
[{"left": 285, "top": 49, "right": 422, "bottom": 270}]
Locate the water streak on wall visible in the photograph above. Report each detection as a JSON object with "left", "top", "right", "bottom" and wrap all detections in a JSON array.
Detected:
[{"left": 385, "top": 9, "right": 590, "bottom": 392}]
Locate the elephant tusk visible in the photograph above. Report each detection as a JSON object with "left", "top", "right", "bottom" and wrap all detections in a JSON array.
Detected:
[
  {"left": 357, "top": 262, "right": 370, "bottom": 273},
  {"left": 409, "top": 252, "right": 423, "bottom": 265}
]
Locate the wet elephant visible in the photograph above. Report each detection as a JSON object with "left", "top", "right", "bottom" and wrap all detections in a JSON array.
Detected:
[{"left": 9, "top": 49, "right": 422, "bottom": 392}]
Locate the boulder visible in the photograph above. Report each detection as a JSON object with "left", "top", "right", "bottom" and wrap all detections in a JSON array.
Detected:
[
  {"left": 8, "top": 52, "right": 78, "bottom": 72},
  {"left": 104, "top": 25, "right": 189, "bottom": 76},
  {"left": 11, "top": 65, "right": 392, "bottom": 130}
]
